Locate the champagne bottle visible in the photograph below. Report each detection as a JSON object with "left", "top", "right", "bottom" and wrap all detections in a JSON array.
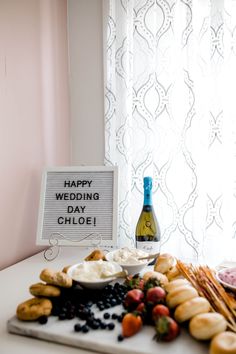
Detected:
[{"left": 135, "top": 176, "right": 160, "bottom": 254}]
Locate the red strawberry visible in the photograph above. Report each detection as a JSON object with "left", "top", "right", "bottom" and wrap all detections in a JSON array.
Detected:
[
  {"left": 123, "top": 289, "right": 144, "bottom": 310},
  {"left": 122, "top": 313, "right": 143, "bottom": 337},
  {"left": 136, "top": 302, "right": 146, "bottom": 313},
  {"left": 135, "top": 302, "right": 147, "bottom": 321},
  {"left": 146, "top": 286, "right": 166, "bottom": 305},
  {"left": 154, "top": 315, "right": 180, "bottom": 342},
  {"left": 152, "top": 304, "right": 170, "bottom": 322},
  {"left": 125, "top": 275, "right": 145, "bottom": 290}
]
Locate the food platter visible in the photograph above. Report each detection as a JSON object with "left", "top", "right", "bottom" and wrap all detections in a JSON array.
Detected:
[{"left": 7, "top": 248, "right": 236, "bottom": 354}]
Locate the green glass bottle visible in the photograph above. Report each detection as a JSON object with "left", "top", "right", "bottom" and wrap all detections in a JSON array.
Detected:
[{"left": 135, "top": 177, "right": 161, "bottom": 254}]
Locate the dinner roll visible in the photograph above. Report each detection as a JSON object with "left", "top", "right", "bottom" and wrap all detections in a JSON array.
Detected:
[
  {"left": 210, "top": 331, "right": 236, "bottom": 354},
  {"left": 142, "top": 271, "right": 168, "bottom": 287},
  {"left": 164, "top": 278, "right": 190, "bottom": 293},
  {"left": 174, "top": 296, "right": 211, "bottom": 323},
  {"left": 166, "top": 265, "right": 182, "bottom": 281},
  {"left": 154, "top": 253, "right": 175, "bottom": 274},
  {"left": 166, "top": 285, "right": 198, "bottom": 308},
  {"left": 189, "top": 313, "right": 227, "bottom": 341}
]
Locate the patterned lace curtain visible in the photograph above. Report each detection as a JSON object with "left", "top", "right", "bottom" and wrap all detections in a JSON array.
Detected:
[{"left": 104, "top": 0, "right": 236, "bottom": 265}]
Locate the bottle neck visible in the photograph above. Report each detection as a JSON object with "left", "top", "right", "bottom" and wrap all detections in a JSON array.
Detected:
[{"left": 143, "top": 189, "right": 153, "bottom": 206}]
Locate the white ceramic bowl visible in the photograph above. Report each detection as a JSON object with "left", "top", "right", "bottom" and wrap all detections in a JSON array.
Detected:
[
  {"left": 67, "top": 261, "right": 123, "bottom": 289},
  {"left": 105, "top": 248, "right": 149, "bottom": 275},
  {"left": 216, "top": 267, "right": 236, "bottom": 292}
]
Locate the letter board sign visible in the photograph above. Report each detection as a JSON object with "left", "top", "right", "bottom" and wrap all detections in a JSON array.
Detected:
[{"left": 36, "top": 166, "right": 118, "bottom": 247}]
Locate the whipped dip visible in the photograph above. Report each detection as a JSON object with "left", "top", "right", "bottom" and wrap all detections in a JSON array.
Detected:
[
  {"left": 112, "top": 247, "right": 148, "bottom": 265},
  {"left": 72, "top": 260, "right": 118, "bottom": 281}
]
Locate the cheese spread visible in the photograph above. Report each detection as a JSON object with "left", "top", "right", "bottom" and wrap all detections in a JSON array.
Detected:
[
  {"left": 72, "top": 260, "right": 117, "bottom": 281},
  {"left": 112, "top": 247, "right": 148, "bottom": 265}
]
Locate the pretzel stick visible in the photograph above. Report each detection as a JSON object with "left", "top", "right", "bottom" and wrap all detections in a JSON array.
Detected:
[{"left": 176, "top": 260, "right": 236, "bottom": 332}]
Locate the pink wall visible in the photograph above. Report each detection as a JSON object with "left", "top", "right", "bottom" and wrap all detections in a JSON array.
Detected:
[{"left": 0, "top": 0, "right": 70, "bottom": 269}]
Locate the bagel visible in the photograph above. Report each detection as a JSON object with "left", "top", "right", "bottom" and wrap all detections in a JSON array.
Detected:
[
  {"left": 29, "top": 282, "right": 61, "bottom": 297},
  {"left": 16, "top": 297, "right": 52, "bottom": 321},
  {"left": 164, "top": 278, "right": 190, "bottom": 293},
  {"left": 210, "top": 331, "right": 236, "bottom": 354},
  {"left": 174, "top": 296, "right": 211, "bottom": 323},
  {"left": 189, "top": 313, "right": 227, "bottom": 341},
  {"left": 154, "top": 253, "right": 175, "bottom": 274},
  {"left": 166, "top": 285, "right": 198, "bottom": 308},
  {"left": 40, "top": 269, "right": 72, "bottom": 288}
]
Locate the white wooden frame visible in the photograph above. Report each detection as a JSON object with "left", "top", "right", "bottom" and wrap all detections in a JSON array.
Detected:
[{"left": 36, "top": 166, "right": 118, "bottom": 247}]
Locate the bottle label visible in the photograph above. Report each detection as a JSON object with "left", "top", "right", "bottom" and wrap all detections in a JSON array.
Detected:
[{"left": 136, "top": 241, "right": 160, "bottom": 254}]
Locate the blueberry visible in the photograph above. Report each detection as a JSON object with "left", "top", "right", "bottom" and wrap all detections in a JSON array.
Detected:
[
  {"left": 58, "top": 313, "right": 66, "bottom": 320},
  {"left": 90, "top": 321, "right": 100, "bottom": 330},
  {"left": 117, "top": 315, "right": 123, "bottom": 323},
  {"left": 104, "top": 285, "right": 113, "bottom": 292},
  {"left": 103, "top": 312, "right": 110, "bottom": 319},
  {"left": 117, "top": 334, "right": 124, "bottom": 341},
  {"left": 81, "top": 325, "right": 89, "bottom": 333},
  {"left": 38, "top": 316, "right": 48, "bottom": 325},
  {"left": 115, "top": 298, "right": 122, "bottom": 305},
  {"left": 77, "top": 308, "right": 91, "bottom": 320},
  {"left": 107, "top": 322, "right": 115, "bottom": 330},
  {"left": 74, "top": 323, "right": 82, "bottom": 332},
  {"left": 110, "top": 299, "right": 117, "bottom": 307},
  {"left": 111, "top": 313, "right": 118, "bottom": 320},
  {"left": 66, "top": 312, "right": 75, "bottom": 320},
  {"left": 100, "top": 322, "right": 107, "bottom": 329},
  {"left": 78, "top": 303, "right": 85, "bottom": 310}
]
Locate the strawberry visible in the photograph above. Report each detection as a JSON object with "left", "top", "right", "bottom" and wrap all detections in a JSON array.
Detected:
[
  {"left": 122, "top": 313, "right": 143, "bottom": 337},
  {"left": 154, "top": 315, "right": 180, "bottom": 342},
  {"left": 124, "top": 274, "right": 145, "bottom": 290},
  {"left": 144, "top": 277, "right": 161, "bottom": 290},
  {"left": 152, "top": 304, "right": 170, "bottom": 322},
  {"left": 123, "top": 289, "right": 144, "bottom": 310},
  {"left": 146, "top": 286, "right": 166, "bottom": 305},
  {"left": 135, "top": 302, "right": 147, "bottom": 322}
]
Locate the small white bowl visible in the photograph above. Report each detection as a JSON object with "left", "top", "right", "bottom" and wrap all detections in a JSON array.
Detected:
[
  {"left": 67, "top": 261, "right": 123, "bottom": 289},
  {"left": 105, "top": 249, "right": 149, "bottom": 275},
  {"left": 216, "top": 267, "right": 236, "bottom": 292}
]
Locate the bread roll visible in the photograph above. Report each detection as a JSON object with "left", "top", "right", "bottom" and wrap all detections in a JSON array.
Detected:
[
  {"left": 210, "top": 331, "right": 236, "bottom": 354},
  {"left": 174, "top": 296, "right": 211, "bottom": 323},
  {"left": 142, "top": 271, "right": 168, "bottom": 287},
  {"left": 189, "top": 313, "right": 227, "bottom": 341},
  {"left": 154, "top": 253, "right": 175, "bottom": 274},
  {"left": 166, "top": 265, "right": 182, "bottom": 281},
  {"left": 164, "top": 278, "right": 190, "bottom": 293},
  {"left": 84, "top": 249, "right": 105, "bottom": 261},
  {"left": 166, "top": 285, "right": 198, "bottom": 308}
]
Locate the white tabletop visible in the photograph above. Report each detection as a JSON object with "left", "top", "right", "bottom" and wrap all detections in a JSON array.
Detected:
[{"left": 0, "top": 247, "right": 98, "bottom": 354}]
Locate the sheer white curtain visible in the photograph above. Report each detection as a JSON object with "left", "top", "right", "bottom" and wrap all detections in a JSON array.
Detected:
[{"left": 104, "top": 0, "right": 236, "bottom": 265}]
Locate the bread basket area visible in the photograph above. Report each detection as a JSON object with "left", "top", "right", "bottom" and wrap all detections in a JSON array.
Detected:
[{"left": 8, "top": 249, "right": 236, "bottom": 354}]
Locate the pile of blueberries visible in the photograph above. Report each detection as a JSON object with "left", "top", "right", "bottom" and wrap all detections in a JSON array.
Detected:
[{"left": 40, "top": 282, "right": 128, "bottom": 339}]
